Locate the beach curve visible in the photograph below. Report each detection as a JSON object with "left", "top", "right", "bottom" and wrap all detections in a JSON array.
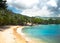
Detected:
[{"left": 0, "top": 25, "right": 47, "bottom": 43}]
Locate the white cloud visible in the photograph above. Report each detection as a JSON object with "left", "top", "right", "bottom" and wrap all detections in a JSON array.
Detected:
[
  {"left": 58, "top": 14, "right": 60, "bottom": 17},
  {"left": 21, "top": 6, "right": 52, "bottom": 17},
  {"left": 17, "top": 0, "right": 39, "bottom": 8},
  {"left": 47, "top": 0, "right": 57, "bottom": 7},
  {"left": 7, "top": 0, "right": 59, "bottom": 17},
  {"left": 7, "top": 0, "right": 13, "bottom": 7},
  {"left": 7, "top": 0, "right": 39, "bottom": 9}
]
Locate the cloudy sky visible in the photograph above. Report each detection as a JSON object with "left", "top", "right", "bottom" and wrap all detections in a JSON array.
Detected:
[{"left": 6, "top": 0, "right": 60, "bottom": 17}]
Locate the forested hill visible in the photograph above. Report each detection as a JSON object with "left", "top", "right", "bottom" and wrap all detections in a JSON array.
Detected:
[
  {"left": 0, "top": 0, "right": 33, "bottom": 26},
  {"left": 0, "top": 9, "right": 31, "bottom": 25},
  {"left": 0, "top": 0, "right": 60, "bottom": 26},
  {"left": 0, "top": 0, "right": 32, "bottom": 25},
  {"left": 36, "top": 16, "right": 60, "bottom": 20}
]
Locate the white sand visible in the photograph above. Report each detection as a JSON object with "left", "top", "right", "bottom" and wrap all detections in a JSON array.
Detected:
[{"left": 0, "top": 26, "right": 47, "bottom": 43}]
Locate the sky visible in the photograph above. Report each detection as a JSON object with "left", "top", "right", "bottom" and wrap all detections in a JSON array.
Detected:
[{"left": 6, "top": 0, "right": 60, "bottom": 17}]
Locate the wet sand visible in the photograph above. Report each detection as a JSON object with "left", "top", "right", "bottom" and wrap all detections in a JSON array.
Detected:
[{"left": 0, "top": 25, "right": 46, "bottom": 43}]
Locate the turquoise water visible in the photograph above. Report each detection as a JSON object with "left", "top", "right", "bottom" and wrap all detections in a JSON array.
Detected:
[{"left": 22, "top": 24, "right": 60, "bottom": 43}]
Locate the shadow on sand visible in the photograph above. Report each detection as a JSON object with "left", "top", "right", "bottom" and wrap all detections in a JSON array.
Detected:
[{"left": 0, "top": 26, "right": 10, "bottom": 31}]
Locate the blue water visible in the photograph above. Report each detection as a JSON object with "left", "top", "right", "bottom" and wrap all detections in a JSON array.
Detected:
[{"left": 22, "top": 24, "right": 60, "bottom": 43}]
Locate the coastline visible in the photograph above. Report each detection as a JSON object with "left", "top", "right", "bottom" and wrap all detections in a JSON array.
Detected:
[
  {"left": 13, "top": 26, "right": 47, "bottom": 43},
  {"left": 0, "top": 25, "right": 46, "bottom": 43},
  {"left": 0, "top": 25, "right": 27, "bottom": 43}
]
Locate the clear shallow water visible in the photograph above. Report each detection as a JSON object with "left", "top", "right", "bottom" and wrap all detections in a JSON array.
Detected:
[{"left": 22, "top": 24, "right": 60, "bottom": 43}]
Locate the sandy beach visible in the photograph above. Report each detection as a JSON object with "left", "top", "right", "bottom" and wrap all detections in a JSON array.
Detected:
[{"left": 0, "top": 25, "right": 46, "bottom": 43}]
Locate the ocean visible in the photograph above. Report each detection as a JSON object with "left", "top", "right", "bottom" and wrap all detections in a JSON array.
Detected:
[{"left": 22, "top": 24, "right": 60, "bottom": 43}]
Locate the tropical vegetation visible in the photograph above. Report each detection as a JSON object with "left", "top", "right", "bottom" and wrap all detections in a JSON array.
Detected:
[{"left": 0, "top": 0, "right": 60, "bottom": 26}]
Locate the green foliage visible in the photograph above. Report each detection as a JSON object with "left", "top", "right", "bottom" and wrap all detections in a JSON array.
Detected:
[
  {"left": 0, "top": 0, "right": 7, "bottom": 9},
  {"left": 31, "top": 17, "right": 41, "bottom": 24},
  {"left": 0, "top": 9, "right": 31, "bottom": 25},
  {"left": 0, "top": 0, "right": 2, "bottom": 2},
  {"left": 0, "top": 1, "right": 60, "bottom": 26},
  {"left": 0, "top": 9, "right": 60, "bottom": 25}
]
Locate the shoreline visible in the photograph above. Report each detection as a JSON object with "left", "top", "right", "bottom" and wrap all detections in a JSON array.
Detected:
[
  {"left": 0, "top": 25, "right": 46, "bottom": 43},
  {"left": 16, "top": 26, "right": 47, "bottom": 43},
  {"left": 0, "top": 25, "right": 27, "bottom": 43}
]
